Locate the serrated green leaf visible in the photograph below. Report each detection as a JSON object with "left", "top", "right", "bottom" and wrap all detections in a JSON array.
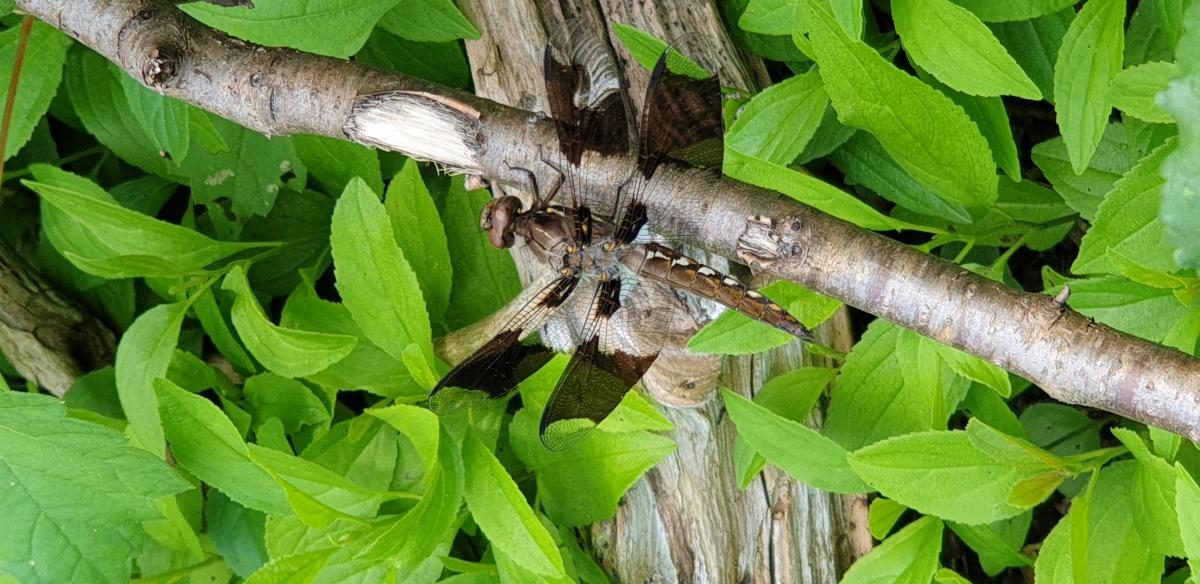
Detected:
[
  {"left": 1111, "top": 427, "right": 1185, "bottom": 557},
  {"left": 917, "top": 68, "right": 1021, "bottom": 179},
  {"left": 248, "top": 444, "right": 386, "bottom": 528},
  {"left": 176, "top": 114, "right": 307, "bottom": 236},
  {"left": 735, "top": 367, "right": 837, "bottom": 488},
  {"left": 1109, "top": 61, "right": 1180, "bottom": 123},
  {"left": 1032, "top": 122, "right": 1135, "bottom": 221},
  {"left": 0, "top": 21, "right": 70, "bottom": 160},
  {"left": 950, "top": 0, "right": 1076, "bottom": 22},
  {"left": 840, "top": 516, "right": 943, "bottom": 584},
  {"left": 723, "top": 147, "right": 926, "bottom": 232},
  {"left": 119, "top": 72, "right": 189, "bottom": 162},
  {"left": 386, "top": 160, "right": 453, "bottom": 328},
  {"left": 739, "top": 0, "right": 805, "bottom": 35},
  {"left": 331, "top": 177, "right": 435, "bottom": 383},
  {"left": 868, "top": 498, "right": 907, "bottom": 539},
  {"left": 989, "top": 9, "right": 1072, "bottom": 103},
  {"left": 443, "top": 177, "right": 522, "bottom": 329},
  {"left": 687, "top": 310, "right": 794, "bottom": 355},
  {"left": 1053, "top": 0, "right": 1126, "bottom": 174},
  {"left": 936, "top": 344, "right": 1011, "bottom": 397},
  {"left": 894, "top": 0, "right": 1040, "bottom": 99},
  {"left": 1160, "top": 74, "right": 1200, "bottom": 271},
  {"left": 155, "top": 378, "right": 291, "bottom": 515},
  {"left": 242, "top": 548, "right": 335, "bottom": 584},
  {"left": 723, "top": 389, "right": 868, "bottom": 493},
  {"left": 280, "top": 283, "right": 421, "bottom": 399},
  {"left": 26, "top": 168, "right": 269, "bottom": 278},
  {"left": 462, "top": 433, "right": 566, "bottom": 579},
  {"left": 1176, "top": 464, "right": 1200, "bottom": 576},
  {"left": 378, "top": 0, "right": 479, "bottom": 42},
  {"left": 0, "top": 393, "right": 189, "bottom": 584},
  {"left": 292, "top": 133, "right": 383, "bottom": 195},
  {"left": 223, "top": 264, "right": 358, "bottom": 378},
  {"left": 244, "top": 373, "right": 330, "bottom": 434},
  {"left": 849, "top": 427, "right": 1058, "bottom": 524},
  {"left": 825, "top": 321, "right": 967, "bottom": 449},
  {"left": 1050, "top": 275, "right": 1195, "bottom": 342},
  {"left": 180, "top": 0, "right": 400, "bottom": 58},
  {"left": 1074, "top": 137, "right": 1178, "bottom": 275},
  {"left": 510, "top": 404, "right": 674, "bottom": 527},
  {"left": 1034, "top": 462, "right": 1164, "bottom": 584},
  {"left": 828, "top": 131, "right": 972, "bottom": 223},
  {"left": 806, "top": 0, "right": 997, "bottom": 207},
  {"left": 65, "top": 47, "right": 181, "bottom": 179},
  {"left": 115, "top": 302, "right": 188, "bottom": 455},
  {"left": 727, "top": 71, "right": 828, "bottom": 164}
]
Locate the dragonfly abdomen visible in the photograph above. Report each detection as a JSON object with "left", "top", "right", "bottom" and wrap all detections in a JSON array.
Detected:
[{"left": 626, "top": 243, "right": 812, "bottom": 340}]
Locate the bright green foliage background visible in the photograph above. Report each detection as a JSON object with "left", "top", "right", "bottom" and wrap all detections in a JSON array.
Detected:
[{"left": 0, "top": 0, "right": 1198, "bottom": 583}]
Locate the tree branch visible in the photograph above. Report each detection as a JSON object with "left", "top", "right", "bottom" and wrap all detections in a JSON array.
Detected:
[{"left": 14, "top": 0, "right": 1200, "bottom": 440}]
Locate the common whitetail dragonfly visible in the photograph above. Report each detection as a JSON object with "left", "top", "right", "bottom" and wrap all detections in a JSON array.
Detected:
[{"left": 430, "top": 21, "right": 811, "bottom": 450}]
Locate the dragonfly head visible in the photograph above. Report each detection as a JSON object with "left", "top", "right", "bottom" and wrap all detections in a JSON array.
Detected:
[{"left": 481, "top": 195, "right": 523, "bottom": 249}]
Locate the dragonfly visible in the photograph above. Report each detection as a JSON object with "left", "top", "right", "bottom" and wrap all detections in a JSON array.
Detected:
[{"left": 429, "top": 20, "right": 811, "bottom": 450}]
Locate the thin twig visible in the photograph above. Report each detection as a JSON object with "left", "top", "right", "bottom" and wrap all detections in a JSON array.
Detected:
[{"left": 0, "top": 15, "right": 35, "bottom": 181}]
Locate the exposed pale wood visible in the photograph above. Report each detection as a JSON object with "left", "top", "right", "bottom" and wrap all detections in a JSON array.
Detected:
[{"left": 457, "top": 1, "right": 867, "bottom": 581}]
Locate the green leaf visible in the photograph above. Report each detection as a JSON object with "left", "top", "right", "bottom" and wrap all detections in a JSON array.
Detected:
[
  {"left": 734, "top": 367, "right": 837, "bottom": 488},
  {"left": 331, "top": 177, "right": 436, "bottom": 383},
  {"left": 840, "top": 516, "right": 943, "bottom": 584},
  {"left": 868, "top": 498, "right": 907, "bottom": 539},
  {"left": 936, "top": 344, "right": 1011, "bottom": 397},
  {"left": 1034, "top": 462, "right": 1164, "bottom": 584},
  {"left": 280, "top": 283, "right": 421, "bottom": 399},
  {"left": 26, "top": 169, "right": 269, "bottom": 278},
  {"left": 894, "top": 0, "right": 1040, "bottom": 99},
  {"left": 989, "top": 9, "right": 1072, "bottom": 103},
  {"left": 443, "top": 177, "right": 522, "bottom": 329},
  {"left": 115, "top": 302, "right": 188, "bottom": 454},
  {"left": 0, "top": 393, "right": 189, "bottom": 584},
  {"left": 176, "top": 114, "right": 307, "bottom": 236},
  {"left": 386, "top": 160, "right": 453, "bottom": 327},
  {"left": 1109, "top": 61, "right": 1180, "bottom": 123},
  {"left": 825, "top": 321, "right": 967, "bottom": 449},
  {"left": 119, "top": 72, "right": 190, "bottom": 162},
  {"left": 206, "top": 490, "right": 268, "bottom": 578},
  {"left": 155, "top": 378, "right": 291, "bottom": 515},
  {"left": 950, "top": 0, "right": 1077, "bottom": 22},
  {"left": 292, "top": 133, "right": 383, "bottom": 195},
  {"left": 510, "top": 404, "right": 675, "bottom": 527},
  {"left": 356, "top": 28, "right": 471, "bottom": 89},
  {"left": 65, "top": 47, "right": 180, "bottom": 178},
  {"left": 1111, "top": 428, "right": 1185, "bottom": 557},
  {"left": 848, "top": 426, "right": 1059, "bottom": 524},
  {"left": 827, "top": 132, "right": 972, "bottom": 223},
  {"left": 242, "top": 548, "right": 335, "bottom": 584},
  {"left": 241, "top": 187, "right": 335, "bottom": 298},
  {"left": 378, "top": 0, "right": 479, "bottom": 42},
  {"left": 948, "top": 515, "right": 1034, "bottom": 576},
  {"left": 1053, "top": 0, "right": 1126, "bottom": 174},
  {"left": 180, "top": 0, "right": 400, "bottom": 58},
  {"left": 1049, "top": 274, "right": 1195, "bottom": 343},
  {"left": 727, "top": 71, "right": 829, "bottom": 164},
  {"left": 611, "top": 23, "right": 670, "bottom": 72},
  {"left": 356, "top": 430, "right": 463, "bottom": 575},
  {"left": 740, "top": 0, "right": 806, "bottom": 35},
  {"left": 243, "top": 373, "right": 330, "bottom": 434},
  {"left": 223, "top": 264, "right": 358, "bottom": 378},
  {"left": 462, "top": 433, "right": 567, "bottom": 579},
  {"left": 1160, "top": 74, "right": 1200, "bottom": 271},
  {"left": 0, "top": 21, "right": 70, "bottom": 160},
  {"left": 1073, "top": 138, "right": 1178, "bottom": 276},
  {"left": 1032, "top": 122, "right": 1135, "bottom": 221},
  {"left": 723, "top": 147, "right": 925, "bottom": 232},
  {"left": 806, "top": 0, "right": 997, "bottom": 207},
  {"left": 687, "top": 311, "right": 794, "bottom": 354},
  {"left": 917, "top": 69, "right": 1022, "bottom": 179},
  {"left": 723, "top": 389, "right": 868, "bottom": 493},
  {"left": 248, "top": 444, "right": 386, "bottom": 527},
  {"left": 1175, "top": 464, "right": 1200, "bottom": 576}
]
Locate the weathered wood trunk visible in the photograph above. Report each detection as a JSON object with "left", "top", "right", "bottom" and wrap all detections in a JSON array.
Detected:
[{"left": 457, "top": 1, "right": 871, "bottom": 581}]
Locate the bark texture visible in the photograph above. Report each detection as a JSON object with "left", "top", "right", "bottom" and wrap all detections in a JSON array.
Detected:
[
  {"left": 0, "top": 240, "right": 114, "bottom": 396},
  {"left": 10, "top": 0, "right": 1200, "bottom": 439}
]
